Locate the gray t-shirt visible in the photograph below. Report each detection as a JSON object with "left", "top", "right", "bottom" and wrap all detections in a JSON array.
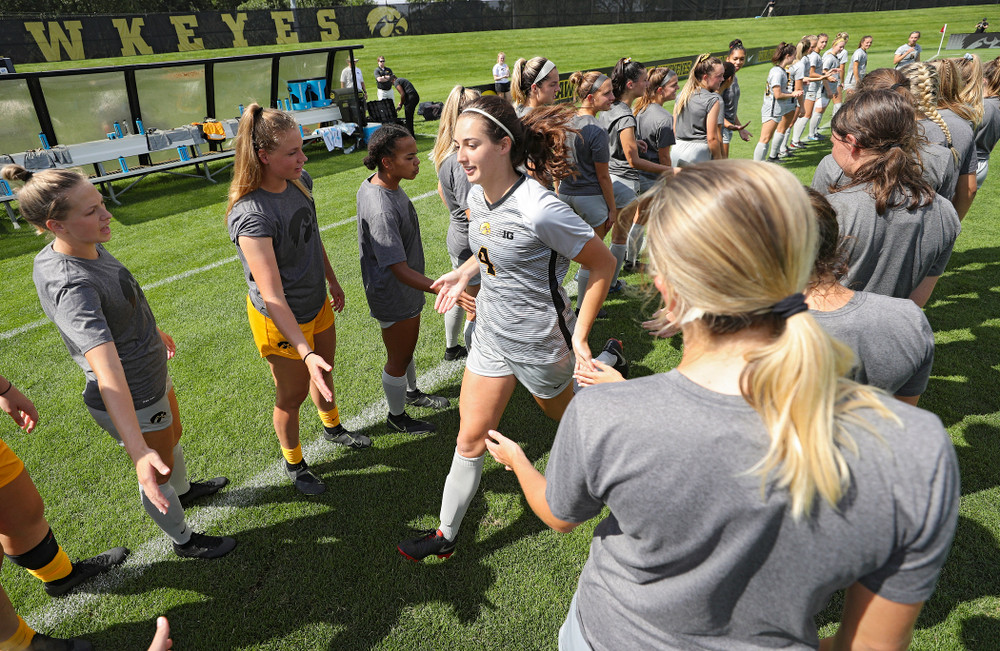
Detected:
[
  {"left": 975, "top": 96, "right": 1000, "bottom": 162},
  {"left": 811, "top": 142, "right": 958, "bottom": 200},
  {"left": 894, "top": 43, "right": 922, "bottom": 69},
  {"left": 821, "top": 51, "right": 841, "bottom": 94},
  {"left": 599, "top": 100, "right": 639, "bottom": 182},
  {"left": 356, "top": 176, "right": 426, "bottom": 322},
  {"left": 805, "top": 51, "right": 824, "bottom": 93},
  {"left": 33, "top": 243, "right": 167, "bottom": 411},
  {"left": 764, "top": 66, "right": 793, "bottom": 117},
  {"left": 546, "top": 370, "right": 959, "bottom": 650},
  {"left": 829, "top": 186, "right": 960, "bottom": 298},
  {"left": 845, "top": 48, "right": 867, "bottom": 86},
  {"left": 721, "top": 75, "right": 741, "bottom": 122},
  {"left": 675, "top": 89, "right": 722, "bottom": 141},
  {"left": 228, "top": 170, "right": 326, "bottom": 324},
  {"left": 813, "top": 291, "right": 934, "bottom": 396},
  {"left": 937, "top": 108, "right": 977, "bottom": 176},
  {"left": 636, "top": 103, "right": 675, "bottom": 179},
  {"left": 467, "top": 175, "right": 593, "bottom": 363},
  {"left": 438, "top": 151, "right": 474, "bottom": 262},
  {"left": 560, "top": 113, "right": 611, "bottom": 197}
]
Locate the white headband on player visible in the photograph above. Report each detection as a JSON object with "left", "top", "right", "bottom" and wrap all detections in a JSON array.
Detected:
[
  {"left": 462, "top": 108, "right": 515, "bottom": 143},
  {"left": 535, "top": 59, "right": 556, "bottom": 86}
]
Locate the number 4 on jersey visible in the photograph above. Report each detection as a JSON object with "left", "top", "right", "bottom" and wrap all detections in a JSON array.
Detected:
[{"left": 477, "top": 246, "right": 497, "bottom": 276}]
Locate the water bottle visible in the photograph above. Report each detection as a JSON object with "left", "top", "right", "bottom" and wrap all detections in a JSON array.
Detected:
[
  {"left": 177, "top": 146, "right": 190, "bottom": 161},
  {"left": 39, "top": 132, "right": 50, "bottom": 149},
  {"left": 239, "top": 104, "right": 244, "bottom": 116},
  {"left": 135, "top": 119, "right": 145, "bottom": 134},
  {"left": 299, "top": 125, "right": 305, "bottom": 137},
  {"left": 113, "top": 122, "right": 123, "bottom": 138},
  {"left": 0, "top": 180, "right": 11, "bottom": 196},
  {"left": 118, "top": 157, "right": 128, "bottom": 173}
]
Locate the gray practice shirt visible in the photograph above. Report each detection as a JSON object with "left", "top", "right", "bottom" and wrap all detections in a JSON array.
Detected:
[
  {"left": 805, "top": 51, "right": 823, "bottom": 94},
  {"left": 356, "top": 176, "right": 426, "bottom": 322},
  {"left": 894, "top": 43, "right": 922, "bottom": 69},
  {"left": 845, "top": 48, "right": 867, "bottom": 86},
  {"left": 560, "top": 113, "right": 611, "bottom": 196},
  {"left": 936, "top": 108, "right": 977, "bottom": 176},
  {"left": 636, "top": 103, "right": 675, "bottom": 180},
  {"left": 438, "top": 151, "right": 474, "bottom": 261},
  {"left": 811, "top": 142, "right": 958, "bottom": 200},
  {"left": 545, "top": 370, "right": 959, "bottom": 650},
  {"left": 228, "top": 170, "right": 327, "bottom": 323},
  {"left": 829, "top": 186, "right": 960, "bottom": 298},
  {"left": 721, "top": 75, "right": 741, "bottom": 123},
  {"left": 33, "top": 243, "right": 168, "bottom": 411},
  {"left": 813, "top": 291, "right": 934, "bottom": 396},
  {"left": 599, "top": 100, "right": 639, "bottom": 182},
  {"left": 675, "top": 89, "right": 722, "bottom": 141},
  {"left": 975, "top": 96, "right": 1000, "bottom": 162}
]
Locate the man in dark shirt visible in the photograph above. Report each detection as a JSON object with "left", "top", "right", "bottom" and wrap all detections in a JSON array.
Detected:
[
  {"left": 393, "top": 75, "right": 420, "bottom": 136},
  {"left": 975, "top": 18, "right": 989, "bottom": 33},
  {"left": 375, "top": 56, "right": 394, "bottom": 101}
]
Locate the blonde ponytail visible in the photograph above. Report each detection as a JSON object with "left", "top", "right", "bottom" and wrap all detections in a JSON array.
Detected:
[
  {"left": 901, "top": 62, "right": 959, "bottom": 166},
  {"left": 227, "top": 103, "right": 298, "bottom": 217},
  {"left": 432, "top": 85, "right": 481, "bottom": 172},
  {"left": 641, "top": 160, "right": 895, "bottom": 519}
]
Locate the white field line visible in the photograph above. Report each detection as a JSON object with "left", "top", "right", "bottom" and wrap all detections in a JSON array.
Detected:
[
  {"left": 0, "top": 190, "right": 439, "bottom": 342},
  {"left": 25, "top": 357, "right": 464, "bottom": 630}
]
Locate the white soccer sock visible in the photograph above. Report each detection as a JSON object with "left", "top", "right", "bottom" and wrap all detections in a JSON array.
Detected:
[
  {"left": 405, "top": 359, "right": 418, "bottom": 392},
  {"left": 831, "top": 102, "right": 842, "bottom": 119},
  {"left": 464, "top": 319, "right": 475, "bottom": 351},
  {"left": 769, "top": 132, "right": 786, "bottom": 158},
  {"left": 626, "top": 223, "right": 646, "bottom": 262},
  {"left": 792, "top": 116, "right": 808, "bottom": 144},
  {"left": 609, "top": 243, "right": 627, "bottom": 286},
  {"left": 382, "top": 370, "right": 407, "bottom": 416},
  {"left": 139, "top": 482, "right": 191, "bottom": 544},
  {"left": 809, "top": 112, "right": 823, "bottom": 138},
  {"left": 167, "top": 443, "right": 190, "bottom": 496},
  {"left": 753, "top": 141, "right": 768, "bottom": 161},
  {"left": 576, "top": 268, "right": 590, "bottom": 309},
  {"left": 438, "top": 449, "right": 485, "bottom": 541},
  {"left": 444, "top": 304, "right": 464, "bottom": 349}
]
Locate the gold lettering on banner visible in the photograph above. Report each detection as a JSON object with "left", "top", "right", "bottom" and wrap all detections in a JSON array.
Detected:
[
  {"left": 23, "top": 21, "right": 85, "bottom": 62},
  {"left": 112, "top": 18, "right": 152, "bottom": 57},
  {"left": 272, "top": 11, "right": 299, "bottom": 44},
  {"left": 221, "top": 13, "right": 249, "bottom": 48},
  {"left": 317, "top": 10, "right": 340, "bottom": 42},
  {"left": 169, "top": 16, "right": 204, "bottom": 52}
]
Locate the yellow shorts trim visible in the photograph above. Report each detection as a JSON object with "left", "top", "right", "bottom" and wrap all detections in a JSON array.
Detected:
[
  {"left": 0, "top": 438, "right": 26, "bottom": 489},
  {"left": 247, "top": 296, "right": 335, "bottom": 359}
]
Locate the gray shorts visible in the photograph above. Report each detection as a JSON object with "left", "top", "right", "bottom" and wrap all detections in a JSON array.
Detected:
[
  {"left": 559, "top": 593, "right": 593, "bottom": 650},
  {"left": 638, "top": 174, "right": 659, "bottom": 194},
  {"left": 673, "top": 139, "right": 711, "bottom": 167},
  {"left": 977, "top": 158, "right": 989, "bottom": 188},
  {"left": 721, "top": 127, "right": 733, "bottom": 144},
  {"left": 805, "top": 89, "right": 820, "bottom": 101},
  {"left": 761, "top": 97, "right": 794, "bottom": 123},
  {"left": 610, "top": 176, "right": 639, "bottom": 209},
  {"left": 560, "top": 193, "right": 611, "bottom": 229},
  {"left": 87, "top": 377, "right": 174, "bottom": 444},
  {"left": 466, "top": 329, "right": 574, "bottom": 399}
]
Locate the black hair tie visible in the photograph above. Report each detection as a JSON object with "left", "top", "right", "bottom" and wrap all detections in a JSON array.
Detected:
[{"left": 771, "top": 293, "right": 809, "bottom": 319}]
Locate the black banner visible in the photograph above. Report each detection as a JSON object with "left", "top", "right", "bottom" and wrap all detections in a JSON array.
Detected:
[
  {"left": 469, "top": 45, "right": 778, "bottom": 101},
  {"left": 947, "top": 32, "right": 1000, "bottom": 50}
]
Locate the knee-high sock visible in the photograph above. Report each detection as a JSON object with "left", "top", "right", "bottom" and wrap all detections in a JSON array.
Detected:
[
  {"left": 792, "top": 116, "right": 808, "bottom": 144},
  {"left": 438, "top": 450, "right": 485, "bottom": 541},
  {"left": 576, "top": 268, "right": 590, "bottom": 309},
  {"left": 809, "top": 112, "right": 823, "bottom": 137},
  {"left": 139, "top": 483, "right": 191, "bottom": 544},
  {"left": 382, "top": 370, "right": 406, "bottom": 416},
  {"left": 831, "top": 102, "right": 842, "bottom": 118},
  {"left": 168, "top": 443, "right": 190, "bottom": 496},
  {"left": 464, "top": 319, "right": 475, "bottom": 351},
  {"left": 753, "top": 141, "right": 768, "bottom": 161},
  {"left": 405, "top": 359, "right": 417, "bottom": 392},
  {"left": 444, "top": 304, "right": 464, "bottom": 349},
  {"left": 609, "top": 243, "right": 627, "bottom": 286},
  {"left": 770, "top": 132, "right": 786, "bottom": 158},
  {"left": 627, "top": 223, "right": 646, "bottom": 262}
]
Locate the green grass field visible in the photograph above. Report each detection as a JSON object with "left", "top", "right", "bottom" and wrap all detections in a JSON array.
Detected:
[{"left": 3, "top": 4, "right": 1000, "bottom": 649}]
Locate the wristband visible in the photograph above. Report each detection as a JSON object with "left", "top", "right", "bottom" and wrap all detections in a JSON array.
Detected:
[
  {"left": 0, "top": 379, "right": 12, "bottom": 397},
  {"left": 303, "top": 351, "right": 318, "bottom": 363}
]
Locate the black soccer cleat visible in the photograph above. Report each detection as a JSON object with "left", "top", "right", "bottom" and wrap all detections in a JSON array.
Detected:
[
  {"left": 397, "top": 529, "right": 456, "bottom": 562},
  {"left": 387, "top": 411, "right": 436, "bottom": 435},
  {"left": 602, "top": 338, "right": 630, "bottom": 380},
  {"left": 43, "top": 547, "right": 130, "bottom": 598},
  {"left": 405, "top": 390, "right": 450, "bottom": 409},
  {"left": 323, "top": 424, "right": 372, "bottom": 449},
  {"left": 26, "top": 633, "right": 93, "bottom": 650},
  {"left": 178, "top": 477, "right": 229, "bottom": 508},
  {"left": 607, "top": 279, "right": 627, "bottom": 293},
  {"left": 173, "top": 531, "right": 237, "bottom": 559},
  {"left": 444, "top": 345, "right": 468, "bottom": 361},
  {"left": 285, "top": 460, "right": 326, "bottom": 495}
]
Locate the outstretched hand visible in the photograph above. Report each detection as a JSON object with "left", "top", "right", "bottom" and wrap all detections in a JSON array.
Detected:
[
  {"left": 0, "top": 382, "right": 39, "bottom": 433},
  {"left": 304, "top": 353, "right": 334, "bottom": 402},
  {"left": 431, "top": 270, "right": 471, "bottom": 314},
  {"left": 574, "top": 359, "right": 625, "bottom": 387}
]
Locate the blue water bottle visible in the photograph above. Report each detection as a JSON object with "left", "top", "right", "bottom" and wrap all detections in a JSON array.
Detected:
[
  {"left": 113, "top": 122, "right": 124, "bottom": 138},
  {"left": 239, "top": 104, "right": 244, "bottom": 116},
  {"left": 177, "top": 146, "right": 190, "bottom": 161},
  {"left": 135, "top": 119, "right": 145, "bottom": 134},
  {"left": 0, "top": 180, "right": 11, "bottom": 196},
  {"left": 38, "top": 132, "right": 50, "bottom": 149},
  {"left": 118, "top": 157, "right": 128, "bottom": 173},
  {"left": 299, "top": 125, "right": 305, "bottom": 137}
]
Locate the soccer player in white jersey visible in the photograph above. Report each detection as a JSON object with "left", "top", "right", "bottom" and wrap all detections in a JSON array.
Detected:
[{"left": 396, "top": 96, "right": 620, "bottom": 561}]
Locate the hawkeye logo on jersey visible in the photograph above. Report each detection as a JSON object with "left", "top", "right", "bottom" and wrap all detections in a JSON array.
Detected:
[
  {"left": 479, "top": 222, "right": 513, "bottom": 239},
  {"left": 150, "top": 411, "right": 167, "bottom": 424},
  {"left": 480, "top": 223, "right": 491, "bottom": 235}
]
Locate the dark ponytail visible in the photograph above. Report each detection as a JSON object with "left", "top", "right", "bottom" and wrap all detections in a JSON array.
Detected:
[{"left": 611, "top": 57, "right": 646, "bottom": 100}]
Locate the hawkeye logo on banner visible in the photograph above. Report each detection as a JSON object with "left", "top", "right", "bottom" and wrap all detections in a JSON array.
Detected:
[{"left": 367, "top": 7, "right": 408, "bottom": 37}]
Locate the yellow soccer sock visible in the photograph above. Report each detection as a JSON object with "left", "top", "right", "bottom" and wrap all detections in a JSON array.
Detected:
[
  {"left": 317, "top": 406, "right": 340, "bottom": 429},
  {"left": 27, "top": 546, "right": 72, "bottom": 584},
  {"left": 1, "top": 616, "right": 35, "bottom": 651},
  {"left": 281, "top": 444, "right": 303, "bottom": 465}
]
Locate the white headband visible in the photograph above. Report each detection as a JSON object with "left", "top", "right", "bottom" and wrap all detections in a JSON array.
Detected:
[
  {"left": 462, "top": 108, "right": 515, "bottom": 143},
  {"left": 534, "top": 59, "right": 556, "bottom": 86}
]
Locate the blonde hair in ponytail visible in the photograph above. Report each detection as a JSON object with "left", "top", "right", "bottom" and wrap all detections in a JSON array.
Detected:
[
  {"left": 641, "top": 160, "right": 894, "bottom": 519},
  {"left": 432, "top": 85, "right": 481, "bottom": 172},
  {"left": 932, "top": 58, "right": 981, "bottom": 128},
  {"left": 633, "top": 67, "right": 677, "bottom": 116},
  {"left": 955, "top": 54, "right": 986, "bottom": 129},
  {"left": 0, "top": 165, "right": 87, "bottom": 234},
  {"left": 675, "top": 54, "right": 722, "bottom": 116},
  {"left": 227, "top": 103, "right": 298, "bottom": 216},
  {"left": 900, "top": 62, "right": 959, "bottom": 165},
  {"left": 510, "top": 56, "right": 550, "bottom": 107}
]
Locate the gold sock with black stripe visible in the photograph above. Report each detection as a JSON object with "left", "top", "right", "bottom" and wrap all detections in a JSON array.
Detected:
[
  {"left": 5, "top": 529, "right": 72, "bottom": 584},
  {"left": 0, "top": 615, "right": 35, "bottom": 651}
]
